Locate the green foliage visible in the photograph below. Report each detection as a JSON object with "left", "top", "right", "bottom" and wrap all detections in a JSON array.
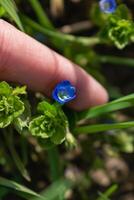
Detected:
[
  {"left": 0, "top": 1, "right": 134, "bottom": 199},
  {"left": 97, "top": 184, "right": 118, "bottom": 200},
  {"left": 99, "top": 5, "right": 134, "bottom": 49},
  {"left": 0, "top": 6, "right": 6, "bottom": 17},
  {"left": 107, "top": 17, "right": 134, "bottom": 49},
  {"left": 75, "top": 121, "right": 134, "bottom": 135},
  {"left": 0, "top": 177, "right": 73, "bottom": 200},
  {"left": 0, "top": 0, "right": 24, "bottom": 31},
  {"left": 29, "top": 101, "right": 68, "bottom": 144},
  {"left": 0, "top": 82, "right": 25, "bottom": 128},
  {"left": 0, "top": 176, "right": 41, "bottom": 199},
  {"left": 78, "top": 93, "right": 134, "bottom": 120},
  {"left": 90, "top": 3, "right": 109, "bottom": 26},
  {"left": 111, "top": 130, "right": 134, "bottom": 153},
  {"left": 27, "top": 0, "right": 54, "bottom": 29}
]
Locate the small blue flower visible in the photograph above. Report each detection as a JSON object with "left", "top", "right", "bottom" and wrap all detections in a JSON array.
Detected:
[
  {"left": 99, "top": 0, "right": 117, "bottom": 13},
  {"left": 52, "top": 80, "right": 76, "bottom": 104}
]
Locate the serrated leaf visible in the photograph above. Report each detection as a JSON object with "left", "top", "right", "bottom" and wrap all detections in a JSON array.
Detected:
[
  {"left": 0, "top": 81, "right": 12, "bottom": 96},
  {"left": 12, "top": 86, "right": 26, "bottom": 96},
  {"left": 29, "top": 101, "right": 68, "bottom": 145},
  {"left": 37, "top": 101, "right": 56, "bottom": 115},
  {"left": 50, "top": 126, "right": 66, "bottom": 144},
  {"left": 0, "top": 96, "right": 25, "bottom": 128},
  {"left": 29, "top": 115, "right": 55, "bottom": 138}
]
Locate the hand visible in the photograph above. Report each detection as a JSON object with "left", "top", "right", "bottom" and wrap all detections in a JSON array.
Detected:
[{"left": 0, "top": 20, "right": 108, "bottom": 111}]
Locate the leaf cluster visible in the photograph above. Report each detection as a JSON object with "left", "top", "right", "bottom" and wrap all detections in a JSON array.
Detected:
[
  {"left": 99, "top": 5, "right": 134, "bottom": 49},
  {"left": 0, "top": 82, "right": 26, "bottom": 128},
  {"left": 0, "top": 81, "right": 74, "bottom": 149},
  {"left": 29, "top": 102, "right": 68, "bottom": 145}
]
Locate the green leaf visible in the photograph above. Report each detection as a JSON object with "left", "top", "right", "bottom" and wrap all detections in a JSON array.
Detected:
[
  {"left": 0, "top": 81, "right": 12, "bottom": 96},
  {"left": 47, "top": 147, "right": 61, "bottom": 181},
  {"left": 14, "top": 99, "right": 31, "bottom": 134},
  {"left": 30, "top": 178, "right": 73, "bottom": 200},
  {"left": 4, "top": 129, "right": 30, "bottom": 181},
  {"left": 28, "top": 0, "right": 54, "bottom": 29},
  {"left": 50, "top": 126, "right": 66, "bottom": 144},
  {"left": 97, "top": 184, "right": 118, "bottom": 200},
  {"left": 99, "top": 14, "right": 134, "bottom": 49},
  {"left": 78, "top": 93, "right": 134, "bottom": 120},
  {"left": 0, "top": 177, "right": 73, "bottom": 200},
  {"left": 75, "top": 121, "right": 134, "bottom": 135},
  {"left": 0, "top": 0, "right": 24, "bottom": 31},
  {"left": 0, "top": 177, "right": 40, "bottom": 199},
  {"left": 14, "top": 116, "right": 29, "bottom": 134},
  {"left": 115, "top": 4, "right": 132, "bottom": 20},
  {"left": 29, "top": 101, "right": 68, "bottom": 145},
  {"left": 29, "top": 115, "right": 55, "bottom": 138},
  {"left": 0, "top": 6, "right": 6, "bottom": 17},
  {"left": 37, "top": 101, "right": 56, "bottom": 115},
  {"left": 108, "top": 19, "right": 134, "bottom": 49},
  {"left": 90, "top": 3, "right": 109, "bottom": 27},
  {"left": 12, "top": 86, "right": 26, "bottom": 96},
  {"left": 0, "top": 82, "right": 27, "bottom": 128},
  {"left": 0, "top": 96, "right": 25, "bottom": 128}
]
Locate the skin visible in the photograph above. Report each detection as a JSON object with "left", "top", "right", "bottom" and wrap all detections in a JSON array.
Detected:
[{"left": 0, "top": 20, "right": 108, "bottom": 111}]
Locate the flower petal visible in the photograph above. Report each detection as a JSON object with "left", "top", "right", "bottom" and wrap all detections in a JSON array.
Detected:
[
  {"left": 52, "top": 80, "right": 76, "bottom": 104},
  {"left": 99, "top": 0, "right": 117, "bottom": 13}
]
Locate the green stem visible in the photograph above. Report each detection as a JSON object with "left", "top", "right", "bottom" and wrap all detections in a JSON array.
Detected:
[
  {"left": 98, "top": 55, "right": 134, "bottom": 67},
  {"left": 28, "top": 0, "right": 54, "bottom": 29},
  {"left": 21, "top": 14, "right": 101, "bottom": 47},
  {"left": 3, "top": 128, "right": 30, "bottom": 181},
  {"left": 47, "top": 146, "right": 61, "bottom": 182},
  {"left": 75, "top": 121, "right": 134, "bottom": 135}
]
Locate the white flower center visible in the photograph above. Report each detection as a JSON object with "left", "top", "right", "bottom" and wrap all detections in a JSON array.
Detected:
[{"left": 58, "top": 90, "right": 70, "bottom": 101}]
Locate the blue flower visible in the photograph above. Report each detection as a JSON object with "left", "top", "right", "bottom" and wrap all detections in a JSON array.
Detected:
[
  {"left": 99, "top": 0, "right": 117, "bottom": 13},
  {"left": 52, "top": 80, "right": 76, "bottom": 104}
]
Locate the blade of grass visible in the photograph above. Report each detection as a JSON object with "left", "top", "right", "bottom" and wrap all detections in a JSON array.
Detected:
[
  {"left": 78, "top": 93, "right": 134, "bottom": 120},
  {"left": 3, "top": 128, "right": 30, "bottom": 181},
  {"left": 0, "top": 177, "right": 73, "bottom": 200},
  {"left": 75, "top": 121, "right": 134, "bottom": 135},
  {"left": 0, "top": 177, "right": 40, "bottom": 199},
  {"left": 99, "top": 55, "right": 134, "bottom": 67},
  {"left": 97, "top": 184, "right": 118, "bottom": 200},
  {"left": 30, "top": 178, "right": 73, "bottom": 200},
  {"left": 0, "top": 0, "right": 24, "bottom": 31},
  {"left": 47, "top": 146, "right": 62, "bottom": 182},
  {"left": 28, "top": 0, "right": 54, "bottom": 29}
]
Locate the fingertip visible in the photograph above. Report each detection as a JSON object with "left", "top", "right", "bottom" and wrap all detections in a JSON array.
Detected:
[{"left": 68, "top": 69, "right": 108, "bottom": 111}]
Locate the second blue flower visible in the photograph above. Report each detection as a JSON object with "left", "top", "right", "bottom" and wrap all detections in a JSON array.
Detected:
[{"left": 99, "top": 0, "right": 117, "bottom": 14}]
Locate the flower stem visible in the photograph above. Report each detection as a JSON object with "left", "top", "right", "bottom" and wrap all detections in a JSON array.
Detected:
[
  {"left": 27, "top": 0, "right": 54, "bottom": 29},
  {"left": 21, "top": 14, "right": 101, "bottom": 47},
  {"left": 47, "top": 146, "right": 61, "bottom": 181},
  {"left": 98, "top": 55, "right": 134, "bottom": 67}
]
